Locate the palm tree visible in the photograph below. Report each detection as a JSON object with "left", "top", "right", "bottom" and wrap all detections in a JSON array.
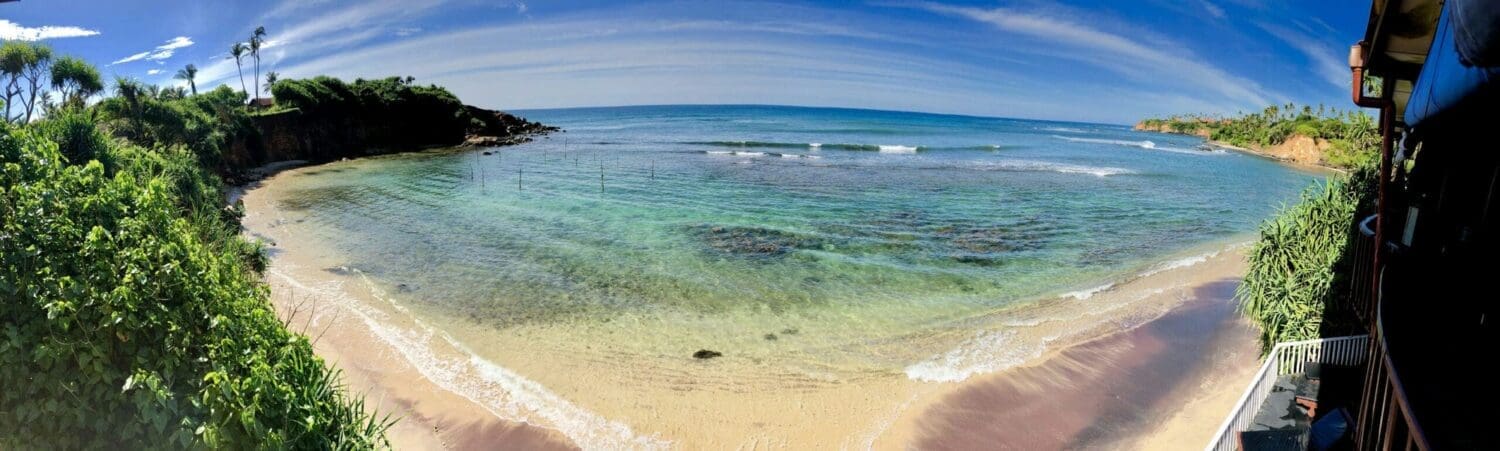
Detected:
[
  {"left": 174, "top": 63, "right": 198, "bottom": 96},
  {"left": 250, "top": 26, "right": 266, "bottom": 99},
  {"left": 263, "top": 71, "right": 278, "bottom": 94},
  {"left": 230, "top": 42, "right": 249, "bottom": 99}
]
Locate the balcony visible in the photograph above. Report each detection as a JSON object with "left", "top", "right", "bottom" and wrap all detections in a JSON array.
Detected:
[
  {"left": 1205, "top": 336, "right": 1370, "bottom": 451},
  {"left": 1206, "top": 212, "right": 1500, "bottom": 450}
]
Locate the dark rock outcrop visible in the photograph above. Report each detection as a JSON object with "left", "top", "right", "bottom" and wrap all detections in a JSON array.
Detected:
[
  {"left": 223, "top": 104, "right": 556, "bottom": 182},
  {"left": 693, "top": 350, "right": 723, "bottom": 359}
]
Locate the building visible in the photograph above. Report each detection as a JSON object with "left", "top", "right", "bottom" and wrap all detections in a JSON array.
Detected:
[{"left": 1208, "top": 1, "right": 1498, "bottom": 449}]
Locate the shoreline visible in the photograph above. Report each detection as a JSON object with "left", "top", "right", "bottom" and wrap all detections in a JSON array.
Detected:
[
  {"left": 241, "top": 157, "right": 1263, "bottom": 449},
  {"left": 1204, "top": 139, "right": 1345, "bottom": 174}
]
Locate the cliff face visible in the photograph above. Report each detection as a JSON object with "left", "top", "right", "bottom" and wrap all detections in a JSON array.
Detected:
[
  {"left": 1133, "top": 120, "right": 1330, "bottom": 167},
  {"left": 222, "top": 106, "right": 556, "bottom": 177},
  {"left": 1258, "top": 134, "right": 1331, "bottom": 166}
]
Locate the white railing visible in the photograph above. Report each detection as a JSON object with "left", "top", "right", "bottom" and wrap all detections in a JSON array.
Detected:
[{"left": 1204, "top": 335, "right": 1370, "bottom": 451}]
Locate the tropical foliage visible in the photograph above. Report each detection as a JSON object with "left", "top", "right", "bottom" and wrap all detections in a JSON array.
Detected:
[
  {"left": 49, "top": 55, "right": 105, "bottom": 110},
  {"left": 269, "top": 76, "right": 478, "bottom": 149},
  {"left": 1, "top": 45, "right": 390, "bottom": 447},
  {"left": 1142, "top": 104, "right": 1381, "bottom": 169},
  {"left": 1, "top": 41, "right": 54, "bottom": 123},
  {"left": 1237, "top": 162, "right": 1378, "bottom": 351}
]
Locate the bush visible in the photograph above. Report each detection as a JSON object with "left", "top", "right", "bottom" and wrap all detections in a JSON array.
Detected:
[
  {"left": 1, "top": 121, "right": 389, "bottom": 448},
  {"left": 32, "top": 109, "right": 111, "bottom": 165},
  {"left": 1237, "top": 163, "right": 1377, "bottom": 351}
]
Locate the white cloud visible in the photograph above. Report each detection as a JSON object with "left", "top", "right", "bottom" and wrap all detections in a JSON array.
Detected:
[
  {"left": 916, "top": 3, "right": 1278, "bottom": 109},
  {"left": 0, "top": 19, "right": 100, "bottom": 41},
  {"left": 112, "top": 36, "right": 196, "bottom": 65},
  {"left": 1256, "top": 23, "right": 1347, "bottom": 89},
  {"left": 147, "top": 69, "right": 164, "bottom": 75},
  {"left": 112, "top": 52, "right": 152, "bottom": 65},
  {"left": 1199, "top": 0, "right": 1226, "bottom": 19},
  {"left": 395, "top": 27, "right": 423, "bottom": 37}
]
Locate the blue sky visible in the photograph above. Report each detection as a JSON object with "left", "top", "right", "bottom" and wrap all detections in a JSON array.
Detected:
[{"left": 2, "top": 0, "right": 1368, "bottom": 124}]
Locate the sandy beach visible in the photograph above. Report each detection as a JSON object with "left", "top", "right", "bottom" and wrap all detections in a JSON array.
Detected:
[{"left": 241, "top": 161, "right": 1265, "bottom": 450}]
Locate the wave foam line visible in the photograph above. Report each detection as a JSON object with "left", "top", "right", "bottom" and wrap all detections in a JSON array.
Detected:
[
  {"left": 976, "top": 159, "right": 1134, "bottom": 177},
  {"left": 904, "top": 244, "right": 1238, "bottom": 384},
  {"left": 1052, "top": 135, "right": 1212, "bottom": 155},
  {"left": 903, "top": 330, "right": 1056, "bottom": 383},
  {"left": 690, "top": 141, "right": 926, "bottom": 152},
  {"left": 1063, "top": 282, "right": 1116, "bottom": 300},
  {"left": 268, "top": 269, "right": 669, "bottom": 450}
]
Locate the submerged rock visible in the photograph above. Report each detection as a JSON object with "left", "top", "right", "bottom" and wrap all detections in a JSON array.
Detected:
[
  {"left": 691, "top": 224, "right": 825, "bottom": 258},
  {"left": 693, "top": 349, "right": 723, "bottom": 359}
]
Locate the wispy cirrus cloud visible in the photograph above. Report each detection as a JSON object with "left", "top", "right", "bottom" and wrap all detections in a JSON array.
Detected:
[
  {"left": 1199, "top": 0, "right": 1227, "bottom": 19},
  {"left": 1256, "top": 22, "right": 1347, "bottom": 89},
  {"left": 912, "top": 2, "right": 1279, "bottom": 111},
  {"left": 112, "top": 36, "right": 195, "bottom": 65},
  {"left": 0, "top": 19, "right": 100, "bottom": 41}
]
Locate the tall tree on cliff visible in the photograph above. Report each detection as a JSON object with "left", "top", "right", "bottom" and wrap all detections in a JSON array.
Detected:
[
  {"left": 263, "top": 71, "right": 278, "bottom": 94},
  {"left": 1, "top": 41, "right": 30, "bottom": 122},
  {"left": 1, "top": 41, "right": 53, "bottom": 123},
  {"left": 49, "top": 56, "right": 103, "bottom": 110},
  {"left": 230, "top": 43, "right": 249, "bottom": 99},
  {"left": 174, "top": 64, "right": 199, "bottom": 96},
  {"left": 249, "top": 26, "right": 266, "bottom": 99}
]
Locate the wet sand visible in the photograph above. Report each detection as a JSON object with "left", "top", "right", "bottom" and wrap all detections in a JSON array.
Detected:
[
  {"left": 882, "top": 280, "right": 1261, "bottom": 450},
  {"left": 262, "top": 250, "right": 580, "bottom": 450},
  {"left": 240, "top": 161, "right": 1263, "bottom": 449}
]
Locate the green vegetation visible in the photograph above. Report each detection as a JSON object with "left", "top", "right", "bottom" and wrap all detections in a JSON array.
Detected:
[
  {"left": 2, "top": 41, "right": 54, "bottom": 123},
  {"left": 174, "top": 64, "right": 199, "bottom": 96},
  {"left": 1142, "top": 104, "right": 1381, "bottom": 169},
  {"left": 3, "top": 29, "right": 391, "bottom": 448},
  {"left": 269, "top": 76, "right": 476, "bottom": 149},
  {"left": 250, "top": 26, "right": 267, "bottom": 99},
  {"left": 230, "top": 42, "right": 250, "bottom": 98},
  {"left": 1237, "top": 162, "right": 1378, "bottom": 352},
  {"left": 49, "top": 55, "right": 104, "bottom": 110}
]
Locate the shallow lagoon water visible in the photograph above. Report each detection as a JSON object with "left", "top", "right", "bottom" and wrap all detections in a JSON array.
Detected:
[{"left": 270, "top": 105, "right": 1320, "bottom": 376}]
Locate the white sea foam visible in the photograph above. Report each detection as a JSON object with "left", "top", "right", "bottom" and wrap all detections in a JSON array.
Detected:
[
  {"left": 1052, "top": 135, "right": 1211, "bottom": 155},
  {"left": 808, "top": 143, "right": 822, "bottom": 149},
  {"left": 878, "top": 145, "right": 919, "bottom": 154},
  {"left": 1043, "top": 127, "right": 1088, "bottom": 133},
  {"left": 267, "top": 269, "right": 669, "bottom": 450},
  {"left": 1063, "top": 282, "right": 1116, "bottom": 300},
  {"left": 705, "top": 150, "right": 734, "bottom": 155},
  {"left": 976, "top": 159, "right": 1134, "bottom": 177},
  {"left": 1140, "top": 249, "right": 1223, "bottom": 277},
  {"left": 903, "top": 330, "right": 1052, "bottom": 383},
  {"left": 736, "top": 151, "right": 766, "bottom": 157}
]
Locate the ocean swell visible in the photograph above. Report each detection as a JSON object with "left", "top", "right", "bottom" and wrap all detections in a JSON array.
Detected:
[
  {"left": 972, "top": 159, "right": 1134, "bottom": 177},
  {"left": 1051, "top": 135, "right": 1213, "bottom": 155}
]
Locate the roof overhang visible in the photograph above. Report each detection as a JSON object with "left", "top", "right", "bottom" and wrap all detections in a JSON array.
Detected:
[{"left": 1359, "top": 0, "right": 1443, "bottom": 123}]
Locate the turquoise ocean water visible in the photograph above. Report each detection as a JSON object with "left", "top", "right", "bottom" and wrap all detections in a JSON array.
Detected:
[{"left": 269, "top": 105, "right": 1320, "bottom": 374}]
